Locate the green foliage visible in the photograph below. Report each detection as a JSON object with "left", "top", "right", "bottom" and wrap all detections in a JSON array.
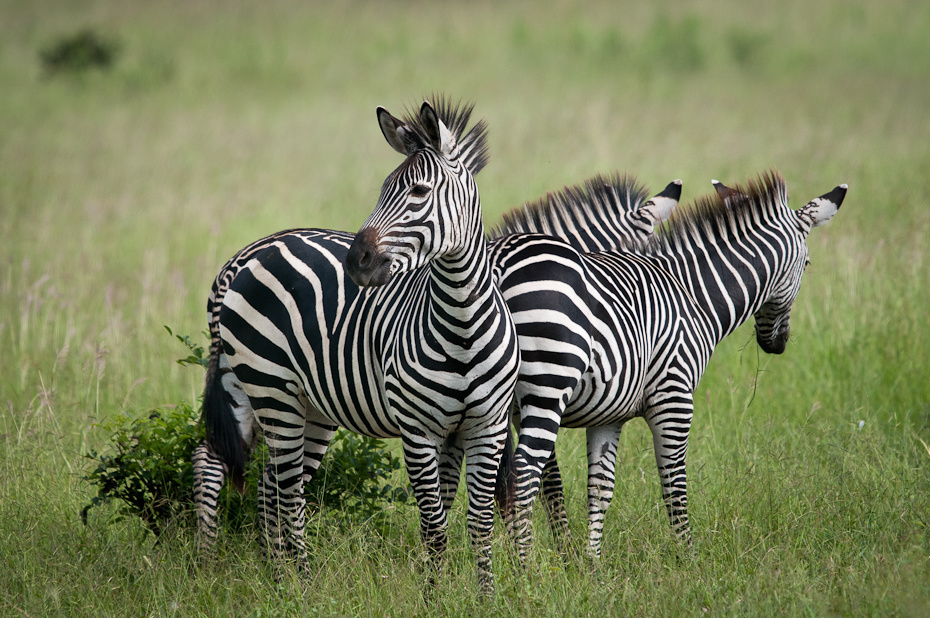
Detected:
[
  {"left": 81, "top": 403, "right": 201, "bottom": 535},
  {"left": 40, "top": 29, "right": 120, "bottom": 74},
  {"left": 306, "top": 431, "right": 410, "bottom": 531},
  {"left": 81, "top": 330, "right": 409, "bottom": 537},
  {"left": 164, "top": 326, "right": 209, "bottom": 369}
]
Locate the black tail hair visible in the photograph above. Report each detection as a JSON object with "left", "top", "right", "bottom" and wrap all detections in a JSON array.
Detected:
[
  {"left": 494, "top": 413, "right": 517, "bottom": 522},
  {"left": 202, "top": 353, "right": 246, "bottom": 491}
]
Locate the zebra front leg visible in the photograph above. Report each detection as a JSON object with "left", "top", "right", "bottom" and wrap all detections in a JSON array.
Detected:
[
  {"left": 192, "top": 442, "right": 228, "bottom": 553},
  {"left": 585, "top": 424, "right": 622, "bottom": 559},
  {"left": 402, "top": 435, "right": 449, "bottom": 589},
  {"left": 645, "top": 393, "right": 694, "bottom": 546},
  {"left": 463, "top": 425, "right": 507, "bottom": 597}
]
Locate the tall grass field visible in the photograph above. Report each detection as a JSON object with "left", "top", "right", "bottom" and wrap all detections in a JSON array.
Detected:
[{"left": 2, "top": 1, "right": 928, "bottom": 615}]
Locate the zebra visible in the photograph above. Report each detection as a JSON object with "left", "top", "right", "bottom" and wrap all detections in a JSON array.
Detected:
[
  {"left": 192, "top": 170, "right": 679, "bottom": 576},
  {"left": 192, "top": 97, "right": 519, "bottom": 595},
  {"left": 490, "top": 170, "right": 847, "bottom": 558}
]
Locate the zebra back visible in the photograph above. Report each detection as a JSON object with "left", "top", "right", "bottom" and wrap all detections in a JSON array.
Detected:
[{"left": 490, "top": 174, "right": 680, "bottom": 253}]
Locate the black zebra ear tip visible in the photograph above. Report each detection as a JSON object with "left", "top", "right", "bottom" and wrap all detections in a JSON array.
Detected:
[
  {"left": 823, "top": 183, "right": 848, "bottom": 208},
  {"left": 657, "top": 179, "right": 682, "bottom": 201},
  {"left": 712, "top": 179, "right": 731, "bottom": 199}
]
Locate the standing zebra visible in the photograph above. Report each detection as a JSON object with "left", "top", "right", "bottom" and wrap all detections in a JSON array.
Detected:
[
  {"left": 193, "top": 98, "right": 519, "bottom": 595},
  {"left": 491, "top": 170, "right": 847, "bottom": 558},
  {"left": 193, "top": 172, "right": 680, "bottom": 567}
]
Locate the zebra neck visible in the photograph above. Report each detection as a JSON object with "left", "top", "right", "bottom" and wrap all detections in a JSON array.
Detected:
[
  {"left": 654, "top": 232, "right": 779, "bottom": 345},
  {"left": 427, "top": 232, "right": 497, "bottom": 346}
]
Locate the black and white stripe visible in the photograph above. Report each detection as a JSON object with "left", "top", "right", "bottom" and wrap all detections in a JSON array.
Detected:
[
  {"left": 493, "top": 170, "right": 846, "bottom": 557},
  {"left": 193, "top": 172, "right": 680, "bottom": 571},
  {"left": 193, "top": 98, "right": 518, "bottom": 595}
]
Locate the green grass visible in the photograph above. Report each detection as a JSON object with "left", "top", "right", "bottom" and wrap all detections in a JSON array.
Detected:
[{"left": 1, "top": 0, "right": 928, "bottom": 615}]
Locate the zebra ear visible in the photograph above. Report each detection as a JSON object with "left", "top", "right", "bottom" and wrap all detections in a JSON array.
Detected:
[
  {"left": 377, "top": 106, "right": 417, "bottom": 155},
  {"left": 712, "top": 179, "right": 747, "bottom": 205},
  {"left": 796, "top": 184, "right": 847, "bottom": 231},
  {"left": 639, "top": 179, "right": 681, "bottom": 226},
  {"left": 419, "top": 100, "right": 458, "bottom": 159}
]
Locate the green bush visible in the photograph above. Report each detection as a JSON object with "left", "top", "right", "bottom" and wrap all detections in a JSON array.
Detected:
[
  {"left": 40, "top": 29, "right": 120, "bottom": 74},
  {"left": 81, "top": 402, "right": 202, "bottom": 536},
  {"left": 82, "top": 329, "right": 410, "bottom": 537}
]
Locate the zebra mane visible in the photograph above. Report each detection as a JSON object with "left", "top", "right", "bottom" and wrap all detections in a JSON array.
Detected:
[
  {"left": 489, "top": 173, "right": 653, "bottom": 252},
  {"left": 399, "top": 94, "right": 489, "bottom": 176},
  {"left": 648, "top": 169, "right": 788, "bottom": 254}
]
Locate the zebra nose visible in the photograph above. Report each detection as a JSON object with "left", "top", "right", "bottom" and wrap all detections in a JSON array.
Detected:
[
  {"left": 346, "top": 227, "right": 391, "bottom": 287},
  {"left": 758, "top": 328, "right": 789, "bottom": 355}
]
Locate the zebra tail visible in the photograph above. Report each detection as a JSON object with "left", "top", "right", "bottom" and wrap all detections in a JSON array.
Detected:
[
  {"left": 494, "top": 418, "right": 517, "bottom": 523},
  {"left": 202, "top": 353, "right": 246, "bottom": 491}
]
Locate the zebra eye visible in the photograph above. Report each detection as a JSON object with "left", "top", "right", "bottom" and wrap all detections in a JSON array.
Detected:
[{"left": 410, "top": 184, "right": 431, "bottom": 198}]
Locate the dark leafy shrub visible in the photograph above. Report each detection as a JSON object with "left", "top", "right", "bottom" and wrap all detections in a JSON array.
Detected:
[
  {"left": 81, "top": 402, "right": 202, "bottom": 536},
  {"left": 82, "top": 329, "right": 410, "bottom": 537},
  {"left": 40, "top": 29, "right": 120, "bottom": 74},
  {"left": 306, "top": 430, "right": 410, "bottom": 532}
]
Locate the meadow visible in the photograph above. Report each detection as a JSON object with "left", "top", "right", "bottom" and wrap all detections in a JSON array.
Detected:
[{"left": 1, "top": 0, "right": 928, "bottom": 615}]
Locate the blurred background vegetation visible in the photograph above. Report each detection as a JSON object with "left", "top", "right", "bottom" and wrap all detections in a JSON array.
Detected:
[{"left": 1, "top": 0, "right": 928, "bottom": 615}]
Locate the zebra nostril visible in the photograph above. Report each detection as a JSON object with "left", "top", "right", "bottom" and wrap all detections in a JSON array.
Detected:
[{"left": 357, "top": 247, "right": 373, "bottom": 269}]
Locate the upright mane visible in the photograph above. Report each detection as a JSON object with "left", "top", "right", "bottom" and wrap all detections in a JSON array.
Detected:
[
  {"left": 399, "top": 94, "right": 489, "bottom": 176},
  {"left": 648, "top": 169, "right": 788, "bottom": 255},
  {"left": 489, "top": 173, "right": 653, "bottom": 252}
]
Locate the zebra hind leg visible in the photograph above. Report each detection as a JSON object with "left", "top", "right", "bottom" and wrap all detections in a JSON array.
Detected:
[
  {"left": 192, "top": 442, "right": 228, "bottom": 554},
  {"left": 255, "top": 415, "right": 310, "bottom": 569},
  {"left": 645, "top": 394, "right": 694, "bottom": 549},
  {"left": 438, "top": 434, "right": 465, "bottom": 514},
  {"left": 539, "top": 452, "right": 572, "bottom": 554},
  {"left": 585, "top": 424, "right": 622, "bottom": 559}
]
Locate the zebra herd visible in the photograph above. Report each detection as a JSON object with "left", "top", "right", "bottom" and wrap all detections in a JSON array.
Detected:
[{"left": 190, "top": 97, "right": 846, "bottom": 595}]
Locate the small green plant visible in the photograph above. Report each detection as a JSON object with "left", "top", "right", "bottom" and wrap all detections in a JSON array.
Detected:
[
  {"left": 164, "top": 326, "right": 209, "bottom": 369},
  {"left": 82, "top": 328, "right": 409, "bottom": 537}
]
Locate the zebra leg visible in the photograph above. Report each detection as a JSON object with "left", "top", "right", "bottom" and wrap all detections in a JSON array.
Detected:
[
  {"left": 508, "top": 403, "right": 566, "bottom": 566},
  {"left": 302, "top": 419, "right": 337, "bottom": 487},
  {"left": 402, "top": 435, "right": 449, "bottom": 587},
  {"left": 192, "top": 442, "right": 227, "bottom": 552},
  {"left": 585, "top": 424, "right": 622, "bottom": 559},
  {"left": 645, "top": 393, "right": 694, "bottom": 546},
  {"left": 539, "top": 452, "right": 572, "bottom": 552},
  {"left": 438, "top": 434, "right": 464, "bottom": 514},
  {"left": 194, "top": 350, "right": 256, "bottom": 553},
  {"left": 255, "top": 410, "right": 309, "bottom": 566},
  {"left": 462, "top": 424, "right": 507, "bottom": 597}
]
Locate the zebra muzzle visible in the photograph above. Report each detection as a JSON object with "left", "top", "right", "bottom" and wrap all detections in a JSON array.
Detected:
[
  {"left": 757, "top": 326, "right": 789, "bottom": 355},
  {"left": 346, "top": 227, "right": 394, "bottom": 287}
]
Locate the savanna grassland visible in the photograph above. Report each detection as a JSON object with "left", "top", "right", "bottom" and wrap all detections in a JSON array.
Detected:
[{"left": 1, "top": 0, "right": 928, "bottom": 615}]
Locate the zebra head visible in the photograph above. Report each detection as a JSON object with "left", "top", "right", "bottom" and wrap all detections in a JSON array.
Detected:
[
  {"left": 752, "top": 182, "right": 847, "bottom": 354},
  {"left": 346, "top": 99, "right": 488, "bottom": 287}
]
